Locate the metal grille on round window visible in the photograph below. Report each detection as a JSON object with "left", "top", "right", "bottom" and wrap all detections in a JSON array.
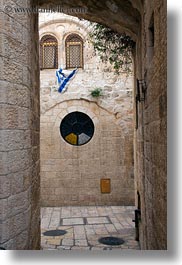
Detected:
[
  {"left": 66, "top": 34, "right": 83, "bottom": 69},
  {"left": 60, "top": 112, "right": 94, "bottom": 146},
  {"left": 40, "top": 35, "right": 58, "bottom": 69}
]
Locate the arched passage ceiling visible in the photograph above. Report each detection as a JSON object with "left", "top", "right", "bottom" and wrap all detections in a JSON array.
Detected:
[{"left": 37, "top": 0, "right": 142, "bottom": 41}]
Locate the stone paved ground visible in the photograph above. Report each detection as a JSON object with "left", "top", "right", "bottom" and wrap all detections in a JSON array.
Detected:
[{"left": 41, "top": 206, "right": 140, "bottom": 250}]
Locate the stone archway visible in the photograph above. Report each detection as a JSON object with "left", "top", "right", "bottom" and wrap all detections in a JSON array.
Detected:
[
  {"left": 38, "top": 0, "right": 142, "bottom": 39},
  {"left": 0, "top": 0, "right": 167, "bottom": 250}
]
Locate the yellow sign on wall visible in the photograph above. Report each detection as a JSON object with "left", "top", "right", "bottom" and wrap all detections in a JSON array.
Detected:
[{"left": 100, "top": 179, "right": 111, "bottom": 193}]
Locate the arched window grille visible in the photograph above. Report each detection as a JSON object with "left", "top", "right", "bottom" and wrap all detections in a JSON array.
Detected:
[
  {"left": 65, "top": 34, "right": 83, "bottom": 69},
  {"left": 40, "top": 35, "right": 58, "bottom": 69}
]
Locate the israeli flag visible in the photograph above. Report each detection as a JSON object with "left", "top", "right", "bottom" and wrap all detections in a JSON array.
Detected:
[{"left": 56, "top": 67, "right": 78, "bottom": 93}]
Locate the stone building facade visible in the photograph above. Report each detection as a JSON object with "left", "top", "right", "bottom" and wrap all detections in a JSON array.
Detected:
[
  {"left": 0, "top": 0, "right": 167, "bottom": 250},
  {"left": 39, "top": 13, "right": 134, "bottom": 206}
]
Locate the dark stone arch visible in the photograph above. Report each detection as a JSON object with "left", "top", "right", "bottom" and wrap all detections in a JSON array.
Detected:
[{"left": 36, "top": 0, "right": 142, "bottom": 40}]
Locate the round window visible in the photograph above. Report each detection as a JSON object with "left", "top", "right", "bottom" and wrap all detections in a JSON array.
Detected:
[{"left": 60, "top": 111, "right": 94, "bottom": 146}]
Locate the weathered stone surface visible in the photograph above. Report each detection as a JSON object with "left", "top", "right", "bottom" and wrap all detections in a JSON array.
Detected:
[
  {"left": 0, "top": 176, "right": 11, "bottom": 199},
  {"left": 0, "top": 0, "right": 40, "bottom": 250},
  {"left": 0, "top": 81, "right": 30, "bottom": 108},
  {"left": 0, "top": 207, "right": 31, "bottom": 244},
  {"left": 134, "top": 0, "right": 167, "bottom": 250},
  {"left": 0, "top": 130, "right": 31, "bottom": 152},
  {"left": 0, "top": 0, "right": 166, "bottom": 251},
  {"left": 39, "top": 14, "right": 134, "bottom": 207}
]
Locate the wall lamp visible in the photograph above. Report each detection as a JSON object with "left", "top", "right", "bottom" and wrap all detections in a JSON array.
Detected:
[{"left": 136, "top": 79, "right": 147, "bottom": 102}]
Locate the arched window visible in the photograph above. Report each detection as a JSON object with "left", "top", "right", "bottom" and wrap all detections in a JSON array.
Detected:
[
  {"left": 40, "top": 35, "right": 58, "bottom": 69},
  {"left": 65, "top": 34, "right": 83, "bottom": 69}
]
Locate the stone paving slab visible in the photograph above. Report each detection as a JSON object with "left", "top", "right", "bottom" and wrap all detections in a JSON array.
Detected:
[
  {"left": 41, "top": 206, "right": 140, "bottom": 250},
  {"left": 86, "top": 217, "right": 110, "bottom": 225},
  {"left": 61, "top": 217, "right": 85, "bottom": 226}
]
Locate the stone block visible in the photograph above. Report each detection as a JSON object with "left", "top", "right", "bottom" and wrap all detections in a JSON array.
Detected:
[
  {"left": 0, "top": 206, "right": 31, "bottom": 244},
  {"left": 0, "top": 105, "right": 19, "bottom": 129},
  {"left": 0, "top": 82, "right": 30, "bottom": 108},
  {"left": 0, "top": 175, "right": 11, "bottom": 199},
  {"left": 7, "top": 149, "right": 31, "bottom": 174},
  {"left": 7, "top": 190, "right": 30, "bottom": 218},
  {"left": 86, "top": 217, "right": 110, "bottom": 225},
  {"left": 62, "top": 218, "right": 84, "bottom": 226},
  {"left": 0, "top": 130, "right": 31, "bottom": 152},
  {"left": 62, "top": 239, "right": 74, "bottom": 246},
  {"left": 0, "top": 11, "right": 23, "bottom": 42},
  {"left": 0, "top": 105, "right": 31, "bottom": 131},
  {"left": 0, "top": 152, "right": 8, "bottom": 175},
  {"left": 12, "top": 230, "right": 29, "bottom": 250},
  {"left": 0, "top": 57, "right": 23, "bottom": 84},
  {"left": 0, "top": 33, "right": 29, "bottom": 63},
  {"left": 75, "top": 239, "right": 88, "bottom": 247}
]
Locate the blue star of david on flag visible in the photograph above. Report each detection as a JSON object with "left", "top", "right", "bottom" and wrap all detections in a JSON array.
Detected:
[{"left": 56, "top": 67, "right": 78, "bottom": 93}]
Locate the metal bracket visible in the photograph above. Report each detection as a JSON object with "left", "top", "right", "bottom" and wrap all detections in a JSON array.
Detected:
[
  {"left": 132, "top": 209, "right": 141, "bottom": 241},
  {"left": 136, "top": 79, "right": 147, "bottom": 102}
]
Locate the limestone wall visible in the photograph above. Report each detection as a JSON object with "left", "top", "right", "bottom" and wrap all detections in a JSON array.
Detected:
[
  {"left": 0, "top": 1, "right": 40, "bottom": 250},
  {"left": 134, "top": 0, "right": 167, "bottom": 250},
  {"left": 39, "top": 13, "right": 135, "bottom": 206},
  {"left": 0, "top": 0, "right": 167, "bottom": 250},
  {"left": 40, "top": 100, "right": 134, "bottom": 206}
]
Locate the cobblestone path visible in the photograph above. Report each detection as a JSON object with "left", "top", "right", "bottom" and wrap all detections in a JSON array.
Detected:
[{"left": 41, "top": 206, "right": 140, "bottom": 250}]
